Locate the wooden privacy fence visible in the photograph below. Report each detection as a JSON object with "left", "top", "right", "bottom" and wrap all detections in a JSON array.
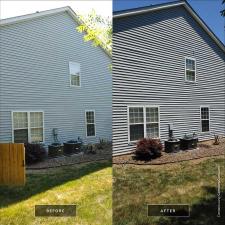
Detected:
[{"left": 0, "top": 143, "right": 26, "bottom": 186}]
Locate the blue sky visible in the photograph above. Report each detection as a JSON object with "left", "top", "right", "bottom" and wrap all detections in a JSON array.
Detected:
[{"left": 113, "top": 0, "right": 225, "bottom": 44}]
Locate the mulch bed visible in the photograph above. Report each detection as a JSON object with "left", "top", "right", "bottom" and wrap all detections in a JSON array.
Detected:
[
  {"left": 26, "top": 147, "right": 112, "bottom": 170},
  {"left": 113, "top": 139, "right": 225, "bottom": 165}
]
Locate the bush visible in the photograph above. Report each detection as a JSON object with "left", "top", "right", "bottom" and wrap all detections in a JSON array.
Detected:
[
  {"left": 24, "top": 143, "right": 46, "bottom": 164},
  {"left": 135, "top": 138, "right": 162, "bottom": 160},
  {"left": 96, "top": 138, "right": 112, "bottom": 150}
]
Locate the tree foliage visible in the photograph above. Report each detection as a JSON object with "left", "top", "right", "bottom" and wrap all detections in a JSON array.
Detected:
[
  {"left": 76, "top": 9, "right": 112, "bottom": 56},
  {"left": 221, "top": 0, "right": 225, "bottom": 17}
]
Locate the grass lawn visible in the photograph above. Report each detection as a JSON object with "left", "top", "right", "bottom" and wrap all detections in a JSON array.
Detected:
[
  {"left": 0, "top": 160, "right": 112, "bottom": 225},
  {"left": 113, "top": 156, "right": 225, "bottom": 225}
]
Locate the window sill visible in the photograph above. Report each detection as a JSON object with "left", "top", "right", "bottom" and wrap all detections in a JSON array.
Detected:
[
  {"left": 70, "top": 85, "right": 81, "bottom": 88},
  {"left": 128, "top": 141, "right": 137, "bottom": 146},
  {"left": 200, "top": 131, "right": 210, "bottom": 135},
  {"left": 128, "top": 137, "right": 160, "bottom": 145},
  {"left": 185, "top": 81, "right": 196, "bottom": 84}
]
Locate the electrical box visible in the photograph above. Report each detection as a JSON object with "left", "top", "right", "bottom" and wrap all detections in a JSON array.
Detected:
[
  {"left": 52, "top": 128, "right": 58, "bottom": 136},
  {"left": 169, "top": 123, "right": 173, "bottom": 131}
]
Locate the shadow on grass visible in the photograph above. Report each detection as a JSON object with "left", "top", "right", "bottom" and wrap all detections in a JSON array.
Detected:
[
  {"left": 0, "top": 160, "right": 111, "bottom": 209},
  {"left": 113, "top": 186, "right": 225, "bottom": 225},
  {"left": 157, "top": 187, "right": 225, "bottom": 225}
]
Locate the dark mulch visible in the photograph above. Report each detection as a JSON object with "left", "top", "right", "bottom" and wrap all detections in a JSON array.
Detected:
[
  {"left": 26, "top": 147, "right": 112, "bottom": 169},
  {"left": 113, "top": 139, "right": 225, "bottom": 165}
]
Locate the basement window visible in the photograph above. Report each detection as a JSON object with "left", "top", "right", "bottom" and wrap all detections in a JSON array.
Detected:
[
  {"left": 12, "top": 111, "right": 44, "bottom": 143},
  {"left": 146, "top": 107, "right": 159, "bottom": 138},
  {"left": 128, "top": 106, "right": 160, "bottom": 142},
  {"left": 129, "top": 107, "right": 144, "bottom": 141},
  {"left": 69, "top": 62, "right": 81, "bottom": 86},
  {"left": 200, "top": 106, "right": 210, "bottom": 132},
  {"left": 86, "top": 110, "right": 96, "bottom": 137},
  {"left": 185, "top": 57, "right": 196, "bottom": 82}
]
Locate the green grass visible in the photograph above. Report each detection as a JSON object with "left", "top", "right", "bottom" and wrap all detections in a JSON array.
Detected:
[
  {"left": 1, "top": 156, "right": 224, "bottom": 225},
  {"left": 0, "top": 161, "right": 112, "bottom": 225},
  {"left": 113, "top": 156, "right": 225, "bottom": 225}
]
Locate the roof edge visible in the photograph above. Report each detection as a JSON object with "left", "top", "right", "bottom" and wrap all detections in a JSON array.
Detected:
[
  {"left": 0, "top": 6, "right": 74, "bottom": 26},
  {"left": 113, "top": 1, "right": 225, "bottom": 53},
  {"left": 113, "top": 1, "right": 185, "bottom": 18},
  {"left": 0, "top": 6, "right": 111, "bottom": 58},
  {"left": 183, "top": 3, "right": 225, "bottom": 53}
]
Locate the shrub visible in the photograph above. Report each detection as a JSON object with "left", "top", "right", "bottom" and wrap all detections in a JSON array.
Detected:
[
  {"left": 96, "top": 138, "right": 112, "bottom": 150},
  {"left": 24, "top": 143, "right": 46, "bottom": 164},
  {"left": 88, "top": 144, "right": 97, "bottom": 154},
  {"left": 135, "top": 138, "right": 162, "bottom": 160}
]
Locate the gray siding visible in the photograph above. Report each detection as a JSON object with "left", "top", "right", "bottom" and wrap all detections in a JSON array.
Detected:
[
  {"left": 0, "top": 11, "right": 112, "bottom": 145},
  {"left": 113, "top": 6, "right": 225, "bottom": 155}
]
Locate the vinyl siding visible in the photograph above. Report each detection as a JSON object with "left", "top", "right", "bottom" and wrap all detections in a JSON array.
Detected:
[
  {"left": 0, "top": 11, "right": 112, "bottom": 145},
  {"left": 113, "top": 6, "right": 225, "bottom": 155}
]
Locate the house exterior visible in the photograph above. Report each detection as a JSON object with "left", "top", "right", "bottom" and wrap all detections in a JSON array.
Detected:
[
  {"left": 0, "top": 7, "right": 112, "bottom": 146},
  {"left": 113, "top": 1, "right": 225, "bottom": 155}
]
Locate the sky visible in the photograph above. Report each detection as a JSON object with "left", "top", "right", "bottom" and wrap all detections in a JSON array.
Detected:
[
  {"left": 0, "top": 0, "right": 224, "bottom": 44},
  {"left": 113, "top": 0, "right": 225, "bottom": 44},
  {"left": 0, "top": 0, "right": 112, "bottom": 20}
]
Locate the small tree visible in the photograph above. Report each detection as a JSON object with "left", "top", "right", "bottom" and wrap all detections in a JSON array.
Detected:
[{"left": 76, "top": 9, "right": 112, "bottom": 56}]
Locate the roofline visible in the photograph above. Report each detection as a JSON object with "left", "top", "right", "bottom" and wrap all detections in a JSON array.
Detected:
[
  {"left": 0, "top": 6, "right": 111, "bottom": 58},
  {"left": 113, "top": 0, "right": 225, "bottom": 53},
  {"left": 113, "top": 0, "right": 183, "bottom": 17},
  {"left": 0, "top": 6, "right": 77, "bottom": 26}
]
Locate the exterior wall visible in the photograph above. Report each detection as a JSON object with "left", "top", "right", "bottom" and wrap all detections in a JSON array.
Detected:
[
  {"left": 113, "top": 6, "right": 225, "bottom": 155},
  {"left": 0, "top": 12, "right": 112, "bottom": 145}
]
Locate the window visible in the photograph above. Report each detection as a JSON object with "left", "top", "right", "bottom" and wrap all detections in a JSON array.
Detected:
[
  {"left": 30, "top": 112, "right": 43, "bottom": 142},
  {"left": 69, "top": 62, "right": 80, "bottom": 86},
  {"left": 129, "top": 107, "right": 144, "bottom": 141},
  {"left": 12, "top": 111, "right": 44, "bottom": 143},
  {"left": 201, "top": 107, "right": 210, "bottom": 132},
  {"left": 13, "top": 112, "right": 28, "bottom": 143},
  {"left": 86, "top": 111, "right": 95, "bottom": 137},
  {"left": 146, "top": 107, "right": 159, "bottom": 138},
  {"left": 185, "top": 57, "right": 196, "bottom": 82},
  {"left": 128, "top": 106, "right": 160, "bottom": 142}
]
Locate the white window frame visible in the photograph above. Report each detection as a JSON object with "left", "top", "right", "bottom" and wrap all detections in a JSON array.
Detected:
[
  {"left": 69, "top": 62, "right": 81, "bottom": 87},
  {"left": 127, "top": 105, "right": 160, "bottom": 143},
  {"left": 200, "top": 106, "right": 210, "bottom": 133},
  {"left": 185, "top": 57, "right": 196, "bottom": 82},
  {"left": 11, "top": 110, "right": 45, "bottom": 143},
  {"left": 128, "top": 106, "right": 145, "bottom": 142},
  {"left": 85, "top": 110, "right": 96, "bottom": 137}
]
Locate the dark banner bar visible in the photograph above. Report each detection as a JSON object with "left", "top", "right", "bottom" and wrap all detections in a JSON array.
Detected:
[
  {"left": 35, "top": 205, "right": 76, "bottom": 217},
  {"left": 147, "top": 204, "right": 190, "bottom": 217}
]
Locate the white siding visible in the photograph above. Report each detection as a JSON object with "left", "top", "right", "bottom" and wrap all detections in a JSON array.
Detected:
[
  {"left": 0, "top": 11, "right": 112, "bottom": 145},
  {"left": 113, "top": 6, "right": 225, "bottom": 155}
]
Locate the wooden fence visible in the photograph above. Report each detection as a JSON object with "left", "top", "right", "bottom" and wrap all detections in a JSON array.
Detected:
[{"left": 0, "top": 143, "right": 26, "bottom": 186}]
